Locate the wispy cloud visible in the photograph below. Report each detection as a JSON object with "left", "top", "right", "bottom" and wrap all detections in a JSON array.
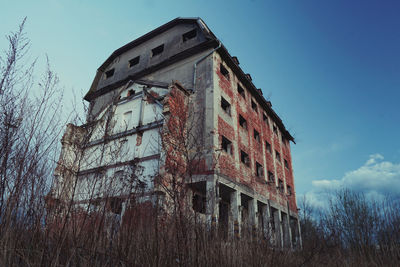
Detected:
[{"left": 302, "top": 154, "right": 400, "bottom": 208}]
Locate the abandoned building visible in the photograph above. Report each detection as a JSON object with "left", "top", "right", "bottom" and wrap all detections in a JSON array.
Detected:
[{"left": 49, "top": 17, "right": 301, "bottom": 248}]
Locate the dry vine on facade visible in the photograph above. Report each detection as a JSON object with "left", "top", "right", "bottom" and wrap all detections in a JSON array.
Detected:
[{"left": 47, "top": 17, "right": 301, "bottom": 248}]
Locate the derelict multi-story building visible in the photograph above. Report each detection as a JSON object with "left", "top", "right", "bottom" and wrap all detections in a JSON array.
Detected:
[{"left": 49, "top": 17, "right": 301, "bottom": 248}]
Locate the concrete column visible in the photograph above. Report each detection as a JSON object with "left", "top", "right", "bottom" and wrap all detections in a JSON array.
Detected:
[
  {"left": 273, "top": 209, "right": 283, "bottom": 248},
  {"left": 248, "top": 198, "right": 257, "bottom": 238},
  {"left": 261, "top": 204, "right": 270, "bottom": 239},
  {"left": 206, "top": 179, "right": 218, "bottom": 231},
  {"left": 230, "top": 190, "right": 241, "bottom": 238}
]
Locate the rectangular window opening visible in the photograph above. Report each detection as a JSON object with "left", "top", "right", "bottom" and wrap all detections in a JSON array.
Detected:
[
  {"left": 237, "top": 84, "right": 245, "bottom": 99},
  {"left": 220, "top": 63, "right": 230, "bottom": 79},
  {"left": 105, "top": 69, "right": 115, "bottom": 79},
  {"left": 256, "top": 162, "right": 264, "bottom": 177},
  {"left": 239, "top": 114, "right": 247, "bottom": 130},
  {"left": 152, "top": 44, "right": 164, "bottom": 57},
  {"left": 221, "top": 135, "right": 233, "bottom": 155},
  {"left": 275, "top": 151, "right": 281, "bottom": 162},
  {"left": 221, "top": 96, "right": 231, "bottom": 116},
  {"left": 284, "top": 159, "right": 289, "bottom": 169},
  {"left": 263, "top": 114, "right": 269, "bottom": 125},
  {"left": 287, "top": 185, "right": 292, "bottom": 196},
  {"left": 182, "top": 29, "right": 197, "bottom": 42},
  {"left": 240, "top": 150, "right": 250, "bottom": 167},
  {"left": 266, "top": 141, "right": 272, "bottom": 154},
  {"left": 268, "top": 171, "right": 274, "bottom": 183},
  {"left": 129, "top": 56, "right": 140, "bottom": 67},
  {"left": 254, "top": 129, "right": 260, "bottom": 143},
  {"left": 192, "top": 193, "right": 206, "bottom": 214},
  {"left": 127, "top": 89, "right": 135, "bottom": 97},
  {"left": 273, "top": 125, "right": 278, "bottom": 135},
  {"left": 278, "top": 179, "right": 284, "bottom": 193},
  {"left": 251, "top": 100, "right": 257, "bottom": 112}
]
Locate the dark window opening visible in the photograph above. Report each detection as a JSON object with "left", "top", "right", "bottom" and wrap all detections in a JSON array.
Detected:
[
  {"left": 266, "top": 141, "right": 272, "bottom": 153},
  {"left": 240, "top": 150, "right": 250, "bottom": 167},
  {"left": 282, "top": 135, "right": 286, "bottom": 145},
  {"left": 220, "top": 63, "right": 230, "bottom": 79},
  {"left": 237, "top": 84, "right": 245, "bottom": 99},
  {"left": 251, "top": 100, "right": 257, "bottom": 112},
  {"left": 273, "top": 125, "right": 278, "bottom": 135},
  {"left": 254, "top": 129, "right": 260, "bottom": 142},
  {"left": 221, "top": 135, "right": 233, "bottom": 155},
  {"left": 127, "top": 89, "right": 135, "bottom": 97},
  {"left": 263, "top": 114, "right": 269, "bottom": 125},
  {"left": 256, "top": 162, "right": 264, "bottom": 177},
  {"left": 152, "top": 44, "right": 164, "bottom": 57},
  {"left": 287, "top": 185, "right": 292, "bottom": 196},
  {"left": 278, "top": 179, "right": 284, "bottom": 193},
  {"left": 129, "top": 56, "right": 140, "bottom": 67},
  {"left": 221, "top": 96, "right": 231, "bottom": 116},
  {"left": 239, "top": 115, "right": 247, "bottom": 130},
  {"left": 284, "top": 159, "right": 289, "bottom": 169},
  {"left": 268, "top": 171, "right": 274, "bottom": 183},
  {"left": 276, "top": 151, "right": 281, "bottom": 162},
  {"left": 182, "top": 29, "right": 197, "bottom": 42},
  {"left": 105, "top": 69, "right": 115, "bottom": 79},
  {"left": 192, "top": 193, "right": 206, "bottom": 214}
]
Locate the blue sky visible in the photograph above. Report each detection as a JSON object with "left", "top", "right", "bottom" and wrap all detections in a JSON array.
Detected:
[{"left": 2, "top": 0, "right": 400, "bottom": 206}]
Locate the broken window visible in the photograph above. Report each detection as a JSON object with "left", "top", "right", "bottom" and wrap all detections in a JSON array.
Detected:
[
  {"left": 240, "top": 150, "right": 250, "bottom": 167},
  {"left": 220, "top": 63, "right": 230, "bottom": 80},
  {"left": 278, "top": 179, "right": 284, "bottom": 193},
  {"left": 275, "top": 151, "right": 281, "bottom": 162},
  {"left": 237, "top": 84, "right": 245, "bottom": 99},
  {"left": 287, "top": 185, "right": 292, "bottom": 196},
  {"left": 251, "top": 100, "right": 257, "bottom": 112},
  {"left": 254, "top": 129, "right": 260, "bottom": 143},
  {"left": 239, "top": 114, "right": 247, "bottom": 130},
  {"left": 152, "top": 44, "right": 164, "bottom": 57},
  {"left": 268, "top": 171, "right": 275, "bottom": 183},
  {"left": 221, "top": 135, "right": 233, "bottom": 155},
  {"left": 182, "top": 29, "right": 197, "bottom": 42},
  {"left": 266, "top": 141, "right": 272, "bottom": 154},
  {"left": 284, "top": 159, "right": 289, "bottom": 169},
  {"left": 256, "top": 162, "right": 264, "bottom": 177},
  {"left": 105, "top": 68, "right": 115, "bottom": 79},
  {"left": 192, "top": 193, "right": 206, "bottom": 214},
  {"left": 221, "top": 96, "right": 231, "bottom": 116},
  {"left": 129, "top": 56, "right": 140, "bottom": 67}
]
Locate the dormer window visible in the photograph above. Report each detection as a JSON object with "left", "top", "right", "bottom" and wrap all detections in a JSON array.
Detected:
[
  {"left": 182, "top": 29, "right": 197, "bottom": 42},
  {"left": 152, "top": 44, "right": 164, "bottom": 57},
  {"left": 105, "top": 69, "right": 115, "bottom": 79}
]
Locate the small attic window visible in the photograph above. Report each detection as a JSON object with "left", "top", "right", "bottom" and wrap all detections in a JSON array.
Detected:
[
  {"left": 152, "top": 44, "right": 164, "bottom": 57},
  {"left": 182, "top": 29, "right": 197, "bottom": 42},
  {"left": 129, "top": 56, "right": 140, "bottom": 67},
  {"left": 237, "top": 84, "right": 245, "bottom": 99},
  {"left": 105, "top": 69, "right": 115, "bottom": 79},
  {"left": 220, "top": 64, "right": 229, "bottom": 79}
]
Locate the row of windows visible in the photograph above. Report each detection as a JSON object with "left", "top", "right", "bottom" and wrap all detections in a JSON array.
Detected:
[
  {"left": 221, "top": 134, "right": 290, "bottom": 170},
  {"left": 220, "top": 94, "right": 287, "bottom": 146},
  {"left": 104, "top": 29, "right": 198, "bottom": 80}
]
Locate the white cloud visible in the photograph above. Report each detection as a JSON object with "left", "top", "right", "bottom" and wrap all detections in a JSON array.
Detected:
[{"left": 304, "top": 154, "right": 400, "bottom": 208}]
